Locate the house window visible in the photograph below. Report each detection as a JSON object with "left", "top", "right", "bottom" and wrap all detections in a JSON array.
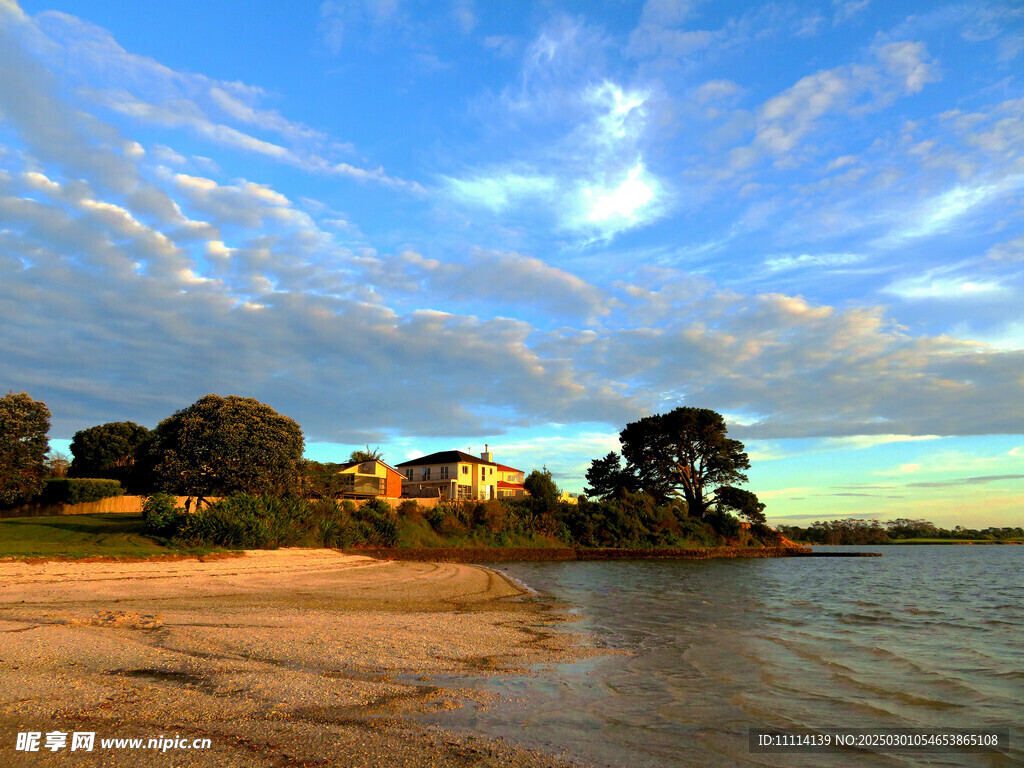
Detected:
[
  {"left": 405, "top": 469, "right": 413, "bottom": 480},
  {"left": 461, "top": 465, "right": 468, "bottom": 474},
  {"left": 441, "top": 466, "right": 449, "bottom": 479},
  {"left": 481, "top": 467, "right": 486, "bottom": 480},
  {"left": 490, "top": 467, "right": 494, "bottom": 475},
  {"left": 457, "top": 484, "right": 472, "bottom": 499},
  {"left": 422, "top": 468, "right": 431, "bottom": 481}
]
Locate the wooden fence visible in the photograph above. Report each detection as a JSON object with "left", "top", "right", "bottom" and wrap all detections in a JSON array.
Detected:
[{"left": 0, "top": 496, "right": 195, "bottom": 519}]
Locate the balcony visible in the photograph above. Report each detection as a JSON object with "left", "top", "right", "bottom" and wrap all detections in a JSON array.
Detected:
[{"left": 337, "top": 474, "right": 385, "bottom": 496}]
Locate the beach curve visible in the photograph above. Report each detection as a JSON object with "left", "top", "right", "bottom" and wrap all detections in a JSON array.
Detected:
[{"left": 0, "top": 549, "right": 591, "bottom": 767}]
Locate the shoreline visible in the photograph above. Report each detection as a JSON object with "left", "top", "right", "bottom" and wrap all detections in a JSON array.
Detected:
[
  {"left": 0, "top": 549, "right": 597, "bottom": 767},
  {"left": 340, "top": 545, "right": 812, "bottom": 562}
]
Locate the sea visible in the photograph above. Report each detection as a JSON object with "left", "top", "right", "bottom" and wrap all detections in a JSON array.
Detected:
[{"left": 415, "top": 546, "right": 1023, "bottom": 768}]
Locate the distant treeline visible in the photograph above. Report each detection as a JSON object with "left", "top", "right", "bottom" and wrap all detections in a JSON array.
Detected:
[{"left": 778, "top": 518, "right": 1024, "bottom": 544}]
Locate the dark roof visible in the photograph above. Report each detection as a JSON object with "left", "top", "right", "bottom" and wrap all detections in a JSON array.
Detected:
[{"left": 395, "top": 450, "right": 496, "bottom": 468}]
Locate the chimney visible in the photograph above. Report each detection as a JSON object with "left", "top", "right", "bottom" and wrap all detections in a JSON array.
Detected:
[{"left": 481, "top": 443, "right": 493, "bottom": 463}]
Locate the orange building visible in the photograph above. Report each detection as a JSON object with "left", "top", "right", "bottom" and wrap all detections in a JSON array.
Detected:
[{"left": 336, "top": 459, "right": 404, "bottom": 500}]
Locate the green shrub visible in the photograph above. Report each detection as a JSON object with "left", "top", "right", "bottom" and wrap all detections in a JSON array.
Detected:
[
  {"left": 155, "top": 493, "right": 401, "bottom": 550},
  {"left": 708, "top": 512, "right": 741, "bottom": 538},
  {"left": 396, "top": 499, "right": 422, "bottom": 521},
  {"left": 141, "top": 493, "right": 184, "bottom": 536},
  {"left": 367, "top": 513, "right": 398, "bottom": 546},
  {"left": 360, "top": 497, "right": 393, "bottom": 518},
  {"left": 473, "top": 499, "right": 508, "bottom": 532},
  {"left": 675, "top": 517, "right": 720, "bottom": 547},
  {"left": 424, "top": 505, "right": 445, "bottom": 531},
  {"left": 40, "top": 478, "right": 124, "bottom": 505}
]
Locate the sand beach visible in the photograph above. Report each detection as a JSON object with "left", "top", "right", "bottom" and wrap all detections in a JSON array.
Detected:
[{"left": 0, "top": 550, "right": 592, "bottom": 767}]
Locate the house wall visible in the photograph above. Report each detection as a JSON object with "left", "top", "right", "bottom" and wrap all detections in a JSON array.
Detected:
[
  {"left": 339, "top": 461, "right": 387, "bottom": 478},
  {"left": 338, "top": 461, "right": 403, "bottom": 499},
  {"left": 400, "top": 459, "right": 498, "bottom": 500},
  {"left": 402, "top": 461, "right": 459, "bottom": 483},
  {"left": 471, "top": 462, "right": 497, "bottom": 500},
  {"left": 384, "top": 469, "right": 403, "bottom": 498},
  {"left": 499, "top": 469, "right": 524, "bottom": 484}
]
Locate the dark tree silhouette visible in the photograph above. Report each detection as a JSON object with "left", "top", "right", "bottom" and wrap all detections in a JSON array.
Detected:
[
  {"left": 149, "top": 394, "right": 304, "bottom": 505},
  {"left": 619, "top": 407, "right": 751, "bottom": 517},
  {"left": 0, "top": 392, "right": 50, "bottom": 506}
]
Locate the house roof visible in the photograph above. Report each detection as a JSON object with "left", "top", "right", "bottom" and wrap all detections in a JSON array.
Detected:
[
  {"left": 339, "top": 458, "right": 404, "bottom": 476},
  {"left": 496, "top": 463, "right": 523, "bottom": 473},
  {"left": 497, "top": 480, "right": 525, "bottom": 490},
  {"left": 395, "top": 450, "right": 497, "bottom": 468}
]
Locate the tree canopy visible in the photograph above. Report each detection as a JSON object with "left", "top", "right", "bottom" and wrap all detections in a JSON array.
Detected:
[
  {"left": 714, "top": 486, "right": 766, "bottom": 524},
  {"left": 0, "top": 392, "right": 51, "bottom": 506},
  {"left": 524, "top": 466, "right": 559, "bottom": 509},
  {"left": 584, "top": 451, "right": 640, "bottom": 500},
  {"left": 149, "top": 394, "right": 304, "bottom": 501},
  {"left": 70, "top": 421, "right": 151, "bottom": 481},
  {"left": 300, "top": 459, "right": 347, "bottom": 499},
  {"left": 617, "top": 406, "right": 753, "bottom": 518}
]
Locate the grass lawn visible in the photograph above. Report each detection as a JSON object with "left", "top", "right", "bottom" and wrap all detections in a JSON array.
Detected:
[{"left": 0, "top": 514, "right": 214, "bottom": 560}]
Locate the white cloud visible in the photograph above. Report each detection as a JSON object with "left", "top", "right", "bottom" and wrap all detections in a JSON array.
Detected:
[
  {"left": 875, "top": 41, "right": 939, "bottom": 94},
  {"left": 577, "top": 163, "right": 659, "bottom": 232},
  {"left": 819, "top": 434, "right": 942, "bottom": 451},
  {"left": 15, "top": 9, "right": 420, "bottom": 193},
  {"left": 739, "top": 41, "right": 938, "bottom": 166},
  {"left": 444, "top": 172, "right": 556, "bottom": 211},
  {"left": 764, "top": 252, "right": 865, "bottom": 271},
  {"left": 876, "top": 176, "right": 1023, "bottom": 246},
  {"left": 444, "top": 58, "right": 664, "bottom": 240},
  {"left": 833, "top": 0, "right": 870, "bottom": 26},
  {"left": 364, "top": 247, "right": 613, "bottom": 320},
  {"left": 883, "top": 273, "right": 1005, "bottom": 300},
  {"left": 695, "top": 79, "right": 741, "bottom": 105},
  {"left": 986, "top": 234, "right": 1024, "bottom": 261}
]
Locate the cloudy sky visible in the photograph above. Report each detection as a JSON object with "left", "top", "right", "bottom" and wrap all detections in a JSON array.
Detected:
[{"left": 2, "top": 0, "right": 1022, "bottom": 527}]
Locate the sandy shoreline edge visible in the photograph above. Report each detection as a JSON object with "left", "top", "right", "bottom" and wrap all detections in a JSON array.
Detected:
[{"left": 0, "top": 549, "right": 596, "bottom": 767}]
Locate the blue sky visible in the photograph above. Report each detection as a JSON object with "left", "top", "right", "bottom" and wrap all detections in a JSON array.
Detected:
[{"left": 2, "top": 0, "right": 1022, "bottom": 528}]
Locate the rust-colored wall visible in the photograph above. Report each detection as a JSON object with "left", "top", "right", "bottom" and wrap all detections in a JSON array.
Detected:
[{"left": 384, "top": 469, "right": 403, "bottom": 499}]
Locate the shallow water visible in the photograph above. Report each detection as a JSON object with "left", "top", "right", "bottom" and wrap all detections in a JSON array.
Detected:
[{"left": 417, "top": 546, "right": 1023, "bottom": 767}]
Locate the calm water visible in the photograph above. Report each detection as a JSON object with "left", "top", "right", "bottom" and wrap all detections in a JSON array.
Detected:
[{"left": 417, "top": 546, "right": 1023, "bottom": 767}]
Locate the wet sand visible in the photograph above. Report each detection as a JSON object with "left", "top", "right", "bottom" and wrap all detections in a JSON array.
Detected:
[{"left": 0, "top": 550, "right": 593, "bottom": 767}]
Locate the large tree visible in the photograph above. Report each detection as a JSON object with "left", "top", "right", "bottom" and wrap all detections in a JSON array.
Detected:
[
  {"left": 0, "top": 392, "right": 51, "bottom": 506},
  {"left": 149, "top": 394, "right": 304, "bottom": 503},
  {"left": 618, "top": 407, "right": 752, "bottom": 517},
  {"left": 70, "top": 421, "right": 152, "bottom": 482}
]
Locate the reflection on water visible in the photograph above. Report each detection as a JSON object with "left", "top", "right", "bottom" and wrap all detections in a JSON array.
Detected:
[{"left": 416, "top": 546, "right": 1023, "bottom": 768}]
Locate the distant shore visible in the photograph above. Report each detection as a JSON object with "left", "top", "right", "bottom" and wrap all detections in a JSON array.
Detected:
[{"left": 0, "top": 550, "right": 596, "bottom": 768}]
